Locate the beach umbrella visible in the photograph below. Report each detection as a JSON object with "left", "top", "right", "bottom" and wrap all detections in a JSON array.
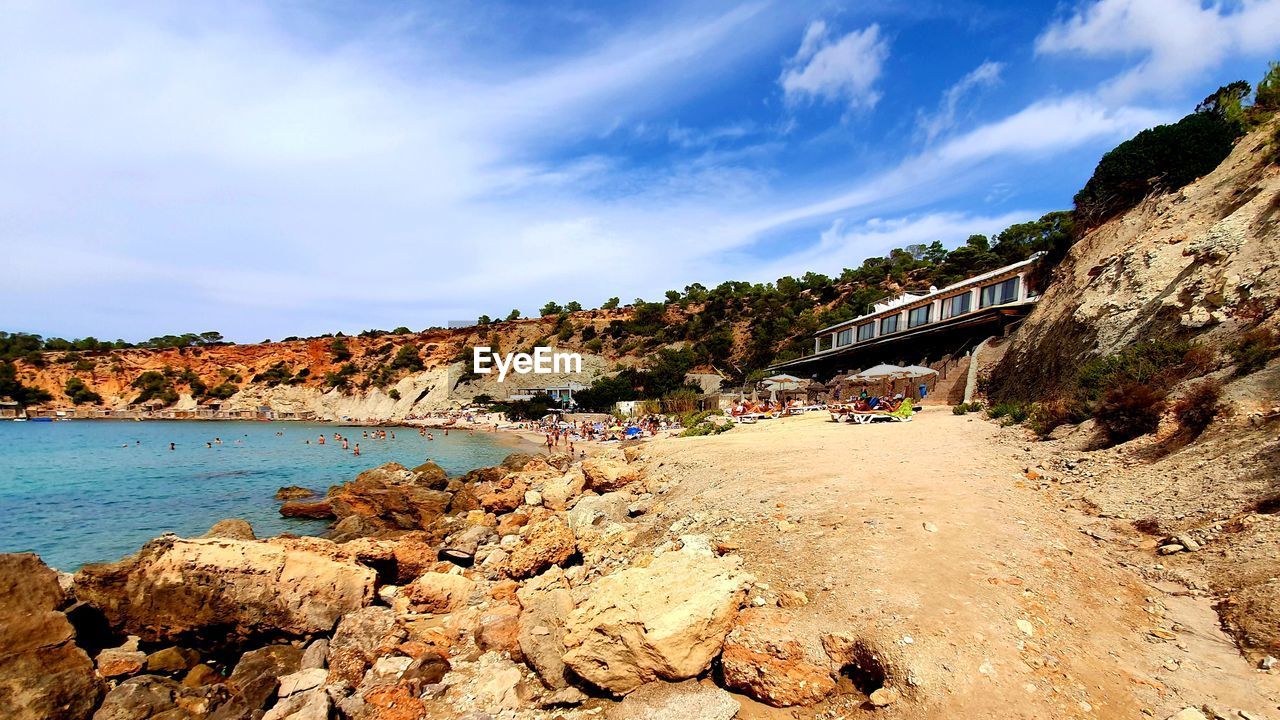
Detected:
[
  {"left": 849, "top": 363, "right": 911, "bottom": 380},
  {"left": 900, "top": 365, "right": 939, "bottom": 377}
]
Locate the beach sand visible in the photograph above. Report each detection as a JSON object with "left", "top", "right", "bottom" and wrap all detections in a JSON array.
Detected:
[{"left": 630, "top": 408, "right": 1278, "bottom": 718}]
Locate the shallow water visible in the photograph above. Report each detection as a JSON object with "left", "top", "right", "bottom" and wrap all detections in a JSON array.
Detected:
[{"left": 0, "top": 420, "right": 526, "bottom": 570}]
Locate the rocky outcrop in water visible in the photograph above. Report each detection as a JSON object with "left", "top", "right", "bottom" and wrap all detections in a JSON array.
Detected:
[{"left": 72, "top": 537, "right": 376, "bottom": 645}]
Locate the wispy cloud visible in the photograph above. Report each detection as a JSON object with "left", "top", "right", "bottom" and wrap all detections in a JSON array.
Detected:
[
  {"left": 779, "top": 21, "right": 890, "bottom": 111},
  {"left": 917, "top": 60, "right": 1004, "bottom": 143},
  {"left": 1036, "top": 0, "right": 1280, "bottom": 101}
]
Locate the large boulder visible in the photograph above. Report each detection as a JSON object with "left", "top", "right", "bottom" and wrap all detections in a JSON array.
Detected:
[
  {"left": 516, "top": 578, "right": 575, "bottom": 690},
  {"left": 330, "top": 607, "right": 406, "bottom": 661},
  {"left": 72, "top": 537, "right": 375, "bottom": 645},
  {"left": 278, "top": 500, "right": 334, "bottom": 519},
  {"left": 504, "top": 516, "right": 576, "bottom": 579},
  {"left": 541, "top": 468, "right": 586, "bottom": 511},
  {"left": 226, "top": 645, "right": 302, "bottom": 711},
  {"left": 581, "top": 456, "right": 640, "bottom": 492},
  {"left": 410, "top": 461, "right": 449, "bottom": 490},
  {"left": 720, "top": 608, "right": 837, "bottom": 706},
  {"left": 203, "top": 519, "right": 256, "bottom": 540},
  {"left": 0, "top": 554, "right": 103, "bottom": 720},
  {"left": 403, "top": 572, "right": 475, "bottom": 613},
  {"left": 326, "top": 463, "right": 453, "bottom": 530},
  {"left": 93, "top": 675, "right": 226, "bottom": 720},
  {"left": 561, "top": 548, "right": 752, "bottom": 694}
]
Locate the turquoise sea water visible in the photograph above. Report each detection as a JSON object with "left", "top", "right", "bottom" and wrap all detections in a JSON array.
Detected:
[{"left": 0, "top": 420, "right": 527, "bottom": 570}]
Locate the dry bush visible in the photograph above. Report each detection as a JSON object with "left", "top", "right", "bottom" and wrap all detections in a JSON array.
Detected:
[
  {"left": 1095, "top": 381, "right": 1167, "bottom": 445},
  {"left": 1172, "top": 378, "right": 1224, "bottom": 436}
]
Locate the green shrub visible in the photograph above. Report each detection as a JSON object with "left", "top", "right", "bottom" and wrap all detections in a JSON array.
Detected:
[
  {"left": 1074, "top": 109, "right": 1243, "bottom": 229},
  {"left": 1172, "top": 378, "right": 1223, "bottom": 436},
  {"left": 1076, "top": 339, "right": 1194, "bottom": 401},
  {"left": 63, "top": 376, "right": 102, "bottom": 405},
  {"left": 988, "top": 401, "right": 1030, "bottom": 424},
  {"left": 952, "top": 404, "right": 967, "bottom": 415},
  {"left": 131, "top": 371, "right": 178, "bottom": 405},
  {"left": 206, "top": 382, "right": 239, "bottom": 400},
  {"left": 1256, "top": 61, "right": 1280, "bottom": 110},
  {"left": 389, "top": 344, "right": 424, "bottom": 372},
  {"left": 1027, "top": 397, "right": 1089, "bottom": 437},
  {"left": 1228, "top": 328, "right": 1279, "bottom": 376},
  {"left": 388, "top": 388, "right": 401, "bottom": 400},
  {"left": 680, "top": 419, "right": 732, "bottom": 437},
  {"left": 1094, "top": 381, "right": 1167, "bottom": 445}
]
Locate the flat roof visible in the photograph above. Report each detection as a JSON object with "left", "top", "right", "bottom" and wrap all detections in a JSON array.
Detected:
[{"left": 816, "top": 254, "right": 1040, "bottom": 335}]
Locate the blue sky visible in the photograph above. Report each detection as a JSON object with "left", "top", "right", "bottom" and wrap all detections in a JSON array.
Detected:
[{"left": 3, "top": 0, "right": 1278, "bottom": 342}]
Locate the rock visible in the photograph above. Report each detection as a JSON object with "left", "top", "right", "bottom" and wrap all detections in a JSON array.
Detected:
[
  {"left": 720, "top": 608, "right": 837, "bottom": 707},
  {"left": 276, "top": 668, "right": 327, "bottom": 697},
  {"left": 475, "top": 603, "right": 523, "bottom": 660},
  {"left": 1172, "top": 534, "right": 1202, "bottom": 552},
  {"left": 326, "top": 463, "right": 453, "bottom": 530},
  {"left": 473, "top": 663, "right": 522, "bottom": 710},
  {"left": 330, "top": 607, "right": 405, "bottom": 660},
  {"left": 263, "top": 688, "right": 330, "bottom": 720},
  {"left": 438, "top": 525, "right": 493, "bottom": 567},
  {"left": 1166, "top": 709, "right": 1209, "bottom": 720},
  {"left": 97, "top": 647, "right": 147, "bottom": 678},
  {"left": 500, "top": 453, "right": 538, "bottom": 470},
  {"left": 505, "top": 517, "right": 576, "bottom": 579},
  {"left": 144, "top": 647, "right": 200, "bottom": 674},
  {"left": 391, "top": 539, "right": 438, "bottom": 583},
  {"left": 204, "top": 519, "right": 257, "bottom": 540},
  {"left": 1158, "top": 544, "right": 1186, "bottom": 555},
  {"left": 0, "top": 554, "right": 103, "bottom": 720},
  {"left": 566, "top": 492, "right": 632, "bottom": 532},
  {"left": 226, "top": 645, "right": 303, "bottom": 711},
  {"left": 410, "top": 461, "right": 449, "bottom": 489},
  {"left": 300, "top": 639, "right": 328, "bottom": 670},
  {"left": 327, "top": 515, "right": 385, "bottom": 543},
  {"left": 361, "top": 681, "right": 425, "bottom": 720},
  {"left": 517, "top": 582, "right": 575, "bottom": 689},
  {"left": 922, "top": 522, "right": 938, "bottom": 533},
  {"left": 1261, "top": 655, "right": 1278, "bottom": 670},
  {"left": 869, "top": 686, "right": 901, "bottom": 707},
  {"left": 562, "top": 548, "right": 753, "bottom": 694},
  {"left": 93, "top": 675, "right": 225, "bottom": 720},
  {"left": 581, "top": 456, "right": 640, "bottom": 492},
  {"left": 182, "top": 664, "right": 224, "bottom": 688},
  {"left": 274, "top": 486, "right": 315, "bottom": 501},
  {"left": 400, "top": 655, "right": 450, "bottom": 692},
  {"left": 605, "top": 680, "right": 740, "bottom": 720},
  {"left": 524, "top": 490, "right": 543, "bottom": 506},
  {"left": 474, "top": 474, "right": 530, "bottom": 514},
  {"left": 403, "top": 572, "right": 476, "bottom": 613},
  {"left": 324, "top": 648, "right": 370, "bottom": 689},
  {"left": 73, "top": 537, "right": 376, "bottom": 645},
  {"left": 541, "top": 468, "right": 586, "bottom": 511},
  {"left": 778, "top": 590, "right": 809, "bottom": 609},
  {"left": 278, "top": 499, "right": 335, "bottom": 519}
]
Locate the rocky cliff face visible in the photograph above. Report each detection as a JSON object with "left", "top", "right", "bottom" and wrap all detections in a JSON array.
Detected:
[
  {"left": 991, "top": 118, "right": 1280, "bottom": 401},
  {"left": 14, "top": 312, "right": 626, "bottom": 417}
]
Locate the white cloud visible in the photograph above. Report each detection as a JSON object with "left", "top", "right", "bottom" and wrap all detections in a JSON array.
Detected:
[
  {"left": 1036, "top": 0, "right": 1280, "bottom": 101},
  {"left": 745, "top": 210, "right": 1040, "bottom": 282},
  {"left": 916, "top": 60, "right": 1004, "bottom": 143},
  {"left": 756, "top": 95, "right": 1168, "bottom": 231},
  {"left": 780, "top": 22, "right": 889, "bottom": 110}
]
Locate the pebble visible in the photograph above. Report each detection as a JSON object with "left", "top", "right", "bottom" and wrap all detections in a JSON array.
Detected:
[
  {"left": 923, "top": 522, "right": 938, "bottom": 533},
  {"left": 1016, "top": 619, "right": 1035, "bottom": 637}
]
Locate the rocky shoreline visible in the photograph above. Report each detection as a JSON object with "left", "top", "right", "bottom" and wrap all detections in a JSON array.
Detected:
[{"left": 1, "top": 445, "right": 884, "bottom": 720}]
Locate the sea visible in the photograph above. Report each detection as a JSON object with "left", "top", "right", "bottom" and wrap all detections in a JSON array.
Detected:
[{"left": 0, "top": 420, "right": 528, "bottom": 570}]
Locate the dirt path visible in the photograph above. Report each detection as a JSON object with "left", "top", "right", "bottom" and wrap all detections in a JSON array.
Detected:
[{"left": 639, "top": 409, "right": 1279, "bottom": 719}]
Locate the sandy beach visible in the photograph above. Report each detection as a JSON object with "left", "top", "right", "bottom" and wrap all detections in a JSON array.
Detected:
[{"left": 624, "top": 409, "right": 1279, "bottom": 718}]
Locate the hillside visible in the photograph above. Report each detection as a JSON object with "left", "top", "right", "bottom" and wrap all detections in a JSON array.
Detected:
[{"left": 985, "top": 116, "right": 1280, "bottom": 660}]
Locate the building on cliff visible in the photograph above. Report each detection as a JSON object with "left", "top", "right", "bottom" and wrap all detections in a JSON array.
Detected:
[{"left": 771, "top": 255, "right": 1041, "bottom": 380}]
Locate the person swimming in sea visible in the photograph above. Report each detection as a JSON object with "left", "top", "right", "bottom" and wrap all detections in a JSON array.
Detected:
[
  {"left": 318, "top": 435, "right": 325, "bottom": 445},
  {"left": 206, "top": 442, "right": 212, "bottom": 448},
  {"left": 215, "top": 437, "right": 222, "bottom": 445},
  {"left": 169, "top": 442, "right": 175, "bottom": 451},
  {"left": 426, "top": 433, "right": 434, "bottom": 441},
  {"left": 342, "top": 439, "right": 349, "bottom": 450},
  {"left": 353, "top": 443, "right": 360, "bottom": 457}
]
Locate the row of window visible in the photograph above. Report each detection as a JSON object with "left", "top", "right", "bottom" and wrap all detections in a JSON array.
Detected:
[{"left": 831, "top": 277, "right": 1022, "bottom": 347}]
